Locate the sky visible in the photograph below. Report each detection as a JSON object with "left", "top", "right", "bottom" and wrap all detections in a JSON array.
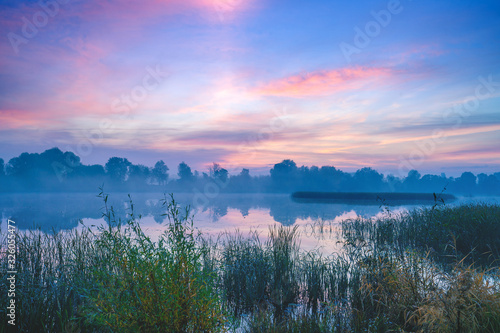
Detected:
[{"left": 0, "top": 0, "right": 499, "bottom": 177}]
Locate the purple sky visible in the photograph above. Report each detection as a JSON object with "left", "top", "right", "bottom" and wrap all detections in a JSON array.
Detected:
[{"left": 1, "top": 0, "right": 499, "bottom": 177}]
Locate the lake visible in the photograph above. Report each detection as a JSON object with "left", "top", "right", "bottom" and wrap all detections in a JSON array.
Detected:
[{"left": 1, "top": 192, "right": 499, "bottom": 252}]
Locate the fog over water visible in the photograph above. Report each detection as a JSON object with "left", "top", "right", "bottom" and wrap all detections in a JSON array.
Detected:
[
  {"left": 2, "top": 192, "right": 499, "bottom": 252},
  {"left": 2, "top": 149, "right": 499, "bottom": 248}
]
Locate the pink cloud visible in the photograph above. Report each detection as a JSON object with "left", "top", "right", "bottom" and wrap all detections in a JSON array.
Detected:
[
  {"left": 0, "top": 109, "right": 58, "bottom": 129},
  {"left": 255, "top": 66, "right": 394, "bottom": 98}
]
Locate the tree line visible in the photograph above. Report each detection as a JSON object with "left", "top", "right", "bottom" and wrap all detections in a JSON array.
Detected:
[{"left": 0, "top": 147, "right": 499, "bottom": 195}]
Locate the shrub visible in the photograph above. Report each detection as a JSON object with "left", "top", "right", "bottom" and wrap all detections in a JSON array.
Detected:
[{"left": 82, "top": 193, "right": 226, "bottom": 332}]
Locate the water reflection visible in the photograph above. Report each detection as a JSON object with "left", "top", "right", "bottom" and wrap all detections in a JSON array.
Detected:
[
  {"left": 1, "top": 193, "right": 499, "bottom": 232},
  {"left": 2, "top": 193, "right": 498, "bottom": 254}
]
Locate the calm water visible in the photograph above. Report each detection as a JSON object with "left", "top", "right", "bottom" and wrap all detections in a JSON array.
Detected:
[{"left": 2, "top": 193, "right": 499, "bottom": 252}]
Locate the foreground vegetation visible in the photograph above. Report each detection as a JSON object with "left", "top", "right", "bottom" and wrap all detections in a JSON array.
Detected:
[{"left": 1, "top": 194, "right": 500, "bottom": 332}]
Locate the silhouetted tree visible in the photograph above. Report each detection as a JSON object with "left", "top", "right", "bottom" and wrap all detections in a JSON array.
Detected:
[
  {"left": 5, "top": 148, "right": 82, "bottom": 187},
  {"left": 84, "top": 164, "right": 106, "bottom": 177},
  {"left": 128, "top": 164, "right": 151, "bottom": 185},
  {"left": 105, "top": 157, "right": 131, "bottom": 183},
  {"left": 42, "top": 148, "right": 81, "bottom": 169},
  {"left": 385, "top": 174, "right": 403, "bottom": 192},
  {"left": 72, "top": 164, "right": 105, "bottom": 179},
  {"left": 403, "top": 170, "right": 421, "bottom": 192},
  {"left": 152, "top": 160, "right": 168, "bottom": 185},
  {"left": 307, "top": 166, "right": 321, "bottom": 187},
  {"left": 419, "top": 174, "right": 448, "bottom": 193},
  {"left": 178, "top": 162, "right": 194, "bottom": 182},
  {"left": 354, "top": 167, "right": 384, "bottom": 191},
  {"left": 0, "top": 158, "right": 4, "bottom": 178},
  {"left": 230, "top": 168, "right": 253, "bottom": 191},
  {"left": 476, "top": 173, "right": 500, "bottom": 195},
  {"left": 46, "top": 149, "right": 81, "bottom": 182},
  {"left": 319, "top": 166, "right": 345, "bottom": 191},
  {"left": 270, "top": 159, "right": 298, "bottom": 191},
  {"left": 478, "top": 173, "right": 488, "bottom": 183},
  {"left": 2, "top": 146, "right": 499, "bottom": 196},
  {"left": 477, "top": 173, "right": 488, "bottom": 194},
  {"left": 210, "top": 163, "right": 228, "bottom": 183},
  {"left": 453, "top": 172, "right": 477, "bottom": 194},
  {"left": 6, "top": 152, "right": 38, "bottom": 178},
  {"left": 240, "top": 168, "right": 250, "bottom": 179}
]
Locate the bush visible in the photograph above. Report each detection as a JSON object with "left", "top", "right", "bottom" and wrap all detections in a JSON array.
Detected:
[{"left": 82, "top": 193, "right": 226, "bottom": 332}]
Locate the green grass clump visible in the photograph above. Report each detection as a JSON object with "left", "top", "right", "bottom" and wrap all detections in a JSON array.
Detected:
[
  {"left": 83, "top": 193, "right": 226, "bottom": 332},
  {"left": 220, "top": 231, "right": 271, "bottom": 316},
  {"left": 342, "top": 203, "right": 500, "bottom": 264},
  {"left": 267, "top": 225, "right": 301, "bottom": 316},
  {"left": 219, "top": 225, "right": 302, "bottom": 318},
  {"left": 402, "top": 203, "right": 500, "bottom": 262}
]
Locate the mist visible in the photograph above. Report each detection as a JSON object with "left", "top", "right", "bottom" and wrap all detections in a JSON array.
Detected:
[{"left": 1, "top": 148, "right": 499, "bottom": 196}]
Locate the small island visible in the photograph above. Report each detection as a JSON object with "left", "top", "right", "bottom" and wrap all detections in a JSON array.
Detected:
[{"left": 292, "top": 191, "right": 457, "bottom": 205}]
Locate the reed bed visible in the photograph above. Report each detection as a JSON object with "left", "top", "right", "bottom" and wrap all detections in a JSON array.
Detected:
[{"left": 1, "top": 194, "right": 500, "bottom": 332}]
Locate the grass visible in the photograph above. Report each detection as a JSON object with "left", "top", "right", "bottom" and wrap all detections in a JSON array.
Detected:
[
  {"left": 348, "top": 249, "right": 500, "bottom": 332},
  {"left": 1, "top": 194, "right": 500, "bottom": 332},
  {"left": 82, "top": 193, "right": 225, "bottom": 332},
  {"left": 342, "top": 203, "right": 500, "bottom": 265}
]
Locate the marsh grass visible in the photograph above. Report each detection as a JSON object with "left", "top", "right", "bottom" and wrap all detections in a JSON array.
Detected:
[
  {"left": 341, "top": 202, "right": 500, "bottom": 332},
  {"left": 243, "top": 308, "right": 337, "bottom": 333},
  {"left": 220, "top": 231, "right": 271, "bottom": 317},
  {"left": 82, "top": 193, "right": 226, "bottom": 332},
  {"left": 0, "top": 226, "right": 92, "bottom": 333},
  {"left": 342, "top": 203, "right": 500, "bottom": 266},
  {"left": 1, "top": 195, "right": 500, "bottom": 332},
  {"left": 348, "top": 249, "right": 500, "bottom": 332}
]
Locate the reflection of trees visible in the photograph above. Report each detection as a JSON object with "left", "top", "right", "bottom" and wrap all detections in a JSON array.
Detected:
[
  {"left": 208, "top": 205, "right": 228, "bottom": 223},
  {"left": 1, "top": 193, "right": 102, "bottom": 230},
  {"left": 1, "top": 192, "right": 439, "bottom": 231},
  {"left": 148, "top": 199, "right": 166, "bottom": 224},
  {"left": 194, "top": 194, "right": 386, "bottom": 225},
  {"left": 268, "top": 198, "right": 383, "bottom": 226}
]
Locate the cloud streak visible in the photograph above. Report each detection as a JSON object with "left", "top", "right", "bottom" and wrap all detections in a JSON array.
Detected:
[{"left": 255, "top": 67, "right": 394, "bottom": 98}]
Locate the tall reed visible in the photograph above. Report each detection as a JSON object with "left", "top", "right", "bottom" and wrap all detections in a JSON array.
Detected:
[{"left": 1, "top": 196, "right": 499, "bottom": 332}]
